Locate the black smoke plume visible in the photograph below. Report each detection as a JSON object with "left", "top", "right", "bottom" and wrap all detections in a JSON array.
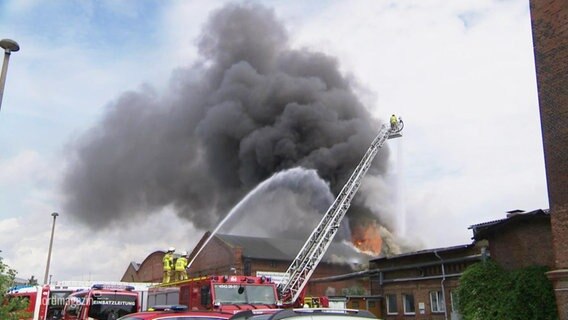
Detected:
[{"left": 62, "top": 3, "right": 390, "bottom": 234}]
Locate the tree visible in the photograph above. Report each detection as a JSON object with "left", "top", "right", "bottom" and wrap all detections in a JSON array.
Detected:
[
  {"left": 456, "top": 260, "right": 510, "bottom": 320},
  {"left": 456, "top": 261, "right": 558, "bottom": 320},
  {"left": 507, "top": 265, "right": 558, "bottom": 320},
  {"left": 0, "top": 258, "right": 30, "bottom": 320}
]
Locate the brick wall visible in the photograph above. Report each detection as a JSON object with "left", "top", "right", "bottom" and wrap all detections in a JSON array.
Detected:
[
  {"left": 530, "top": 0, "right": 568, "bottom": 269},
  {"left": 486, "top": 217, "right": 554, "bottom": 270},
  {"left": 188, "top": 237, "right": 238, "bottom": 276},
  {"left": 128, "top": 238, "right": 366, "bottom": 298},
  {"left": 121, "top": 265, "right": 139, "bottom": 282},
  {"left": 121, "top": 251, "right": 163, "bottom": 283},
  {"left": 378, "top": 278, "right": 459, "bottom": 320},
  {"left": 530, "top": 0, "right": 568, "bottom": 318}
]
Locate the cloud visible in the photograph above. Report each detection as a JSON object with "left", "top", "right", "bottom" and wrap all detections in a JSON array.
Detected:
[{"left": 1, "top": 208, "right": 200, "bottom": 281}]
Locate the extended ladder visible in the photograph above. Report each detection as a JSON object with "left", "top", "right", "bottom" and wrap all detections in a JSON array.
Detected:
[{"left": 277, "top": 117, "right": 404, "bottom": 305}]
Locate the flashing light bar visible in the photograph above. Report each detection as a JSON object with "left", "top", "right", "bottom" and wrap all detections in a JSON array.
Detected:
[
  {"left": 148, "top": 305, "right": 188, "bottom": 312},
  {"left": 211, "top": 275, "right": 275, "bottom": 284},
  {"left": 91, "top": 284, "right": 135, "bottom": 291}
]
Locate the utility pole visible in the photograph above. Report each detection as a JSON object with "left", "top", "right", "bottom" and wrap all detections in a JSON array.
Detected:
[{"left": 43, "top": 212, "right": 59, "bottom": 285}]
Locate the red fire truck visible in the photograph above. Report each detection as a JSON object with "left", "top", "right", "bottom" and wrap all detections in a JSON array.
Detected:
[
  {"left": 148, "top": 274, "right": 281, "bottom": 313},
  {"left": 148, "top": 120, "right": 403, "bottom": 312},
  {"left": 61, "top": 284, "right": 140, "bottom": 320},
  {"left": 7, "top": 283, "right": 89, "bottom": 320}
]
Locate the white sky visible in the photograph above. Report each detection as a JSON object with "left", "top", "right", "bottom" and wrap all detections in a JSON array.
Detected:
[{"left": 0, "top": 0, "right": 548, "bottom": 282}]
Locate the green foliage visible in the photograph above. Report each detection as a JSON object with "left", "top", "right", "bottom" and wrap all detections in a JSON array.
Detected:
[
  {"left": 507, "top": 265, "right": 558, "bottom": 320},
  {"left": 456, "top": 261, "right": 558, "bottom": 320},
  {"left": 0, "top": 258, "right": 30, "bottom": 320},
  {"left": 456, "top": 260, "right": 510, "bottom": 320}
]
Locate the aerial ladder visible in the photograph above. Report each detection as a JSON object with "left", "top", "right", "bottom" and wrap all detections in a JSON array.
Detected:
[{"left": 277, "top": 116, "right": 404, "bottom": 306}]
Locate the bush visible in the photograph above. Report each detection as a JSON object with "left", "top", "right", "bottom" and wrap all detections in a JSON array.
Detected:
[
  {"left": 0, "top": 258, "right": 30, "bottom": 320},
  {"left": 507, "top": 265, "right": 557, "bottom": 320},
  {"left": 456, "top": 260, "right": 510, "bottom": 320},
  {"left": 456, "top": 261, "right": 558, "bottom": 320}
]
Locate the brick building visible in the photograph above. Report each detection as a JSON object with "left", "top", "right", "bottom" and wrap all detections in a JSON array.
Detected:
[
  {"left": 469, "top": 209, "right": 554, "bottom": 271},
  {"left": 317, "top": 209, "right": 554, "bottom": 320},
  {"left": 529, "top": 0, "right": 568, "bottom": 318},
  {"left": 368, "top": 244, "right": 483, "bottom": 320},
  {"left": 121, "top": 232, "right": 370, "bottom": 297},
  {"left": 122, "top": 251, "right": 164, "bottom": 283}
]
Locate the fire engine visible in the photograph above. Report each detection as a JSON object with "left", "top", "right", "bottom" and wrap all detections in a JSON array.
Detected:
[
  {"left": 149, "top": 275, "right": 279, "bottom": 313},
  {"left": 7, "top": 281, "right": 155, "bottom": 320},
  {"left": 61, "top": 284, "right": 140, "bottom": 320},
  {"left": 7, "top": 283, "right": 90, "bottom": 320},
  {"left": 148, "top": 117, "right": 404, "bottom": 312}
]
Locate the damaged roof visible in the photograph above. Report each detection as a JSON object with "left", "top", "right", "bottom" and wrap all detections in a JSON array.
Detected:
[{"left": 215, "top": 233, "right": 368, "bottom": 264}]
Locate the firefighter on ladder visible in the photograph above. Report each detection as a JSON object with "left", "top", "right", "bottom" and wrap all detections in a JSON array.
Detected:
[
  {"left": 163, "top": 247, "right": 175, "bottom": 283},
  {"left": 390, "top": 114, "right": 398, "bottom": 131},
  {"left": 175, "top": 251, "right": 189, "bottom": 281}
]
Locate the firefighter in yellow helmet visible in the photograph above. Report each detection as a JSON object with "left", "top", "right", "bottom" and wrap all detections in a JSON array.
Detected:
[
  {"left": 162, "top": 247, "right": 175, "bottom": 283},
  {"left": 390, "top": 114, "right": 398, "bottom": 131},
  {"left": 175, "top": 251, "right": 189, "bottom": 281}
]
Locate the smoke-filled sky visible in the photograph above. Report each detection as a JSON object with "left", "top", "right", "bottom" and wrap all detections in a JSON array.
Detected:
[
  {"left": 0, "top": 0, "right": 547, "bottom": 282},
  {"left": 61, "top": 3, "right": 387, "bottom": 234}
]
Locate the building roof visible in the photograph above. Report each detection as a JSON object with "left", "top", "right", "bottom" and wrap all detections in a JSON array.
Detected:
[
  {"left": 369, "top": 243, "right": 475, "bottom": 263},
  {"left": 129, "top": 261, "right": 141, "bottom": 271},
  {"left": 469, "top": 209, "right": 550, "bottom": 240},
  {"left": 215, "top": 233, "right": 368, "bottom": 265}
]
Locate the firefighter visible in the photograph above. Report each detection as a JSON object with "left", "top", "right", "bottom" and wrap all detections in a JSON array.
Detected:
[
  {"left": 390, "top": 114, "right": 398, "bottom": 130},
  {"left": 175, "top": 251, "right": 189, "bottom": 281},
  {"left": 162, "top": 247, "right": 175, "bottom": 283}
]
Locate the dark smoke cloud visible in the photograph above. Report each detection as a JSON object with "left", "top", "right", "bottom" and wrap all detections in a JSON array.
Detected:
[{"left": 62, "top": 2, "right": 390, "bottom": 231}]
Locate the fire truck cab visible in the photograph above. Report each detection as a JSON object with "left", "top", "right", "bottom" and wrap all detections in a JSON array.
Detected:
[
  {"left": 149, "top": 275, "right": 279, "bottom": 313},
  {"left": 7, "top": 284, "right": 89, "bottom": 320},
  {"left": 62, "top": 284, "right": 140, "bottom": 320}
]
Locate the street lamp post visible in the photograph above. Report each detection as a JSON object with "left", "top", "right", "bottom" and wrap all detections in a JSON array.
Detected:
[
  {"left": 0, "top": 38, "right": 20, "bottom": 112},
  {"left": 43, "top": 212, "right": 59, "bottom": 285}
]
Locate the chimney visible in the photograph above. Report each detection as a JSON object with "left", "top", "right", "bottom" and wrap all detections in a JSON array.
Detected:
[{"left": 506, "top": 209, "right": 525, "bottom": 218}]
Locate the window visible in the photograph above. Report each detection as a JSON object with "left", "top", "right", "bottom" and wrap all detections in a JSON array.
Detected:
[
  {"left": 402, "top": 294, "right": 415, "bottom": 315},
  {"left": 430, "top": 291, "right": 445, "bottom": 313},
  {"left": 386, "top": 294, "right": 398, "bottom": 315},
  {"left": 450, "top": 290, "right": 459, "bottom": 312}
]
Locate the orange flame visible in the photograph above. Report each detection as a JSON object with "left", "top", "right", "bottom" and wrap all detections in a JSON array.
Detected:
[{"left": 350, "top": 220, "right": 382, "bottom": 255}]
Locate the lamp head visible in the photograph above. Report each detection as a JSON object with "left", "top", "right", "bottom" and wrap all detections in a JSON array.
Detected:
[{"left": 0, "top": 39, "right": 20, "bottom": 53}]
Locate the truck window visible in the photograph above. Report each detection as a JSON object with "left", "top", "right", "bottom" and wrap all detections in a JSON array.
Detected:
[
  {"left": 213, "top": 284, "right": 276, "bottom": 304},
  {"left": 64, "top": 296, "right": 84, "bottom": 317},
  {"left": 88, "top": 294, "right": 137, "bottom": 319},
  {"left": 48, "top": 291, "right": 71, "bottom": 319},
  {"left": 244, "top": 285, "right": 276, "bottom": 304},
  {"left": 201, "top": 285, "right": 211, "bottom": 306}
]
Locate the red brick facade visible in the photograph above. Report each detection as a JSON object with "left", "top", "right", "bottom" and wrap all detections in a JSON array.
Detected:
[
  {"left": 369, "top": 244, "right": 483, "bottom": 320},
  {"left": 121, "top": 233, "right": 367, "bottom": 298},
  {"left": 530, "top": 0, "right": 568, "bottom": 318},
  {"left": 121, "top": 251, "right": 163, "bottom": 283},
  {"left": 473, "top": 213, "right": 554, "bottom": 271}
]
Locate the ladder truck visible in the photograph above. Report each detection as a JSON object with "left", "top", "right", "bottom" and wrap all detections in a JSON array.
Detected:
[
  {"left": 278, "top": 116, "right": 404, "bottom": 306},
  {"left": 148, "top": 116, "right": 403, "bottom": 312}
]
